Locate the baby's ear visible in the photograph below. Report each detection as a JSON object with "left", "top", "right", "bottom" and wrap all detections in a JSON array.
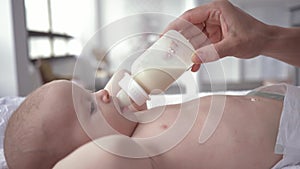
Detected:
[{"left": 104, "top": 70, "right": 130, "bottom": 96}]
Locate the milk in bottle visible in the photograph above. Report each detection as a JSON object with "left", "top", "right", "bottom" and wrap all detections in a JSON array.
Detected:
[{"left": 117, "top": 30, "right": 195, "bottom": 110}]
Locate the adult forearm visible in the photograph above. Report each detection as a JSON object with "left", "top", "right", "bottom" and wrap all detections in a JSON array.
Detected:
[{"left": 262, "top": 25, "right": 300, "bottom": 67}]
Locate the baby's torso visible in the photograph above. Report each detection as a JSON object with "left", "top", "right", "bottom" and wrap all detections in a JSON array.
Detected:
[{"left": 132, "top": 95, "right": 283, "bottom": 169}]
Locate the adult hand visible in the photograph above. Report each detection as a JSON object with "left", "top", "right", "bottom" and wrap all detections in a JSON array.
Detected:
[{"left": 163, "top": 0, "right": 268, "bottom": 71}]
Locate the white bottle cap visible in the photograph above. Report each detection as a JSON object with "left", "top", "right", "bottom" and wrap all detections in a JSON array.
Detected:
[
  {"left": 116, "top": 90, "right": 132, "bottom": 108},
  {"left": 117, "top": 73, "right": 149, "bottom": 106}
]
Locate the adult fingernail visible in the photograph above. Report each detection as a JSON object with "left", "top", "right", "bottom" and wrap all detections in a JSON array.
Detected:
[
  {"left": 191, "top": 64, "right": 201, "bottom": 72},
  {"left": 191, "top": 52, "right": 202, "bottom": 64}
]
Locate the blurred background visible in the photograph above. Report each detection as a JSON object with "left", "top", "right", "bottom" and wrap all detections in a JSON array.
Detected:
[{"left": 1, "top": 0, "right": 300, "bottom": 97}]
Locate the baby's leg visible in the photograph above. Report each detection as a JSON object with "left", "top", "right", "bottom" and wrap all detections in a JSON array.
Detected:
[{"left": 53, "top": 139, "right": 154, "bottom": 169}]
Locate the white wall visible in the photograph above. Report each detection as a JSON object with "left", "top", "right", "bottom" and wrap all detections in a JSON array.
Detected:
[
  {"left": 11, "top": 0, "right": 42, "bottom": 96},
  {"left": 0, "top": 0, "right": 42, "bottom": 97},
  {"left": 0, "top": 0, "right": 18, "bottom": 96}
]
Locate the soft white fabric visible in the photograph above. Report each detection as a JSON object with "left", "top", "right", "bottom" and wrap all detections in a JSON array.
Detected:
[
  {"left": 271, "top": 84, "right": 300, "bottom": 169},
  {"left": 0, "top": 97, "right": 25, "bottom": 169}
]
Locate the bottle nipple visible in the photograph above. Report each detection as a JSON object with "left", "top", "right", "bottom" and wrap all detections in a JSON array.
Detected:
[
  {"left": 116, "top": 90, "right": 132, "bottom": 108},
  {"left": 117, "top": 73, "right": 149, "bottom": 108}
]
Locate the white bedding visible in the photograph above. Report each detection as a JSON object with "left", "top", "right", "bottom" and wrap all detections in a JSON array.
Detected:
[
  {"left": 0, "top": 93, "right": 299, "bottom": 169},
  {"left": 282, "top": 166, "right": 300, "bottom": 169},
  {"left": 0, "top": 97, "right": 25, "bottom": 169}
]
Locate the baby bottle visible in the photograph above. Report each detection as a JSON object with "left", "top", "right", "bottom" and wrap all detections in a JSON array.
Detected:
[{"left": 117, "top": 30, "right": 195, "bottom": 111}]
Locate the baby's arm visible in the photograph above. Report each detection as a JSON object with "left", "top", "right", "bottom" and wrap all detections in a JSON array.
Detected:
[{"left": 53, "top": 140, "right": 153, "bottom": 169}]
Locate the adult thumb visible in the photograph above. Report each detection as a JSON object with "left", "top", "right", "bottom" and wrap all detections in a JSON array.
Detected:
[{"left": 192, "top": 39, "right": 231, "bottom": 63}]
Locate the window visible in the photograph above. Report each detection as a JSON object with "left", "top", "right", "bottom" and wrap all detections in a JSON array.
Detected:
[
  {"left": 25, "top": 0, "right": 82, "bottom": 60},
  {"left": 291, "top": 5, "right": 300, "bottom": 27}
]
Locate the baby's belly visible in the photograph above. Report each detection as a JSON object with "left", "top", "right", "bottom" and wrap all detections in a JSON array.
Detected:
[{"left": 132, "top": 95, "right": 283, "bottom": 169}]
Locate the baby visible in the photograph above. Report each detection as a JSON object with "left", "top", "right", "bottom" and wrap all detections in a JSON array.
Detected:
[
  {"left": 4, "top": 70, "right": 141, "bottom": 168},
  {"left": 4, "top": 70, "right": 289, "bottom": 169}
]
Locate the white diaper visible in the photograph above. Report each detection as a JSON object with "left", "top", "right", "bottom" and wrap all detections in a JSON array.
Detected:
[{"left": 271, "top": 84, "right": 300, "bottom": 169}]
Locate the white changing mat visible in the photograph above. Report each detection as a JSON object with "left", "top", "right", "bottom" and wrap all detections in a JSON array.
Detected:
[{"left": 0, "top": 97, "right": 25, "bottom": 169}]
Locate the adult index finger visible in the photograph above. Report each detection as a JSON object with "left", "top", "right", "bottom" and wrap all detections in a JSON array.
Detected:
[{"left": 161, "top": 3, "right": 212, "bottom": 35}]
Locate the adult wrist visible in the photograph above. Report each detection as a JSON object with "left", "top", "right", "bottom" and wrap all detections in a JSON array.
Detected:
[
  {"left": 260, "top": 24, "right": 288, "bottom": 58},
  {"left": 259, "top": 24, "right": 278, "bottom": 56}
]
